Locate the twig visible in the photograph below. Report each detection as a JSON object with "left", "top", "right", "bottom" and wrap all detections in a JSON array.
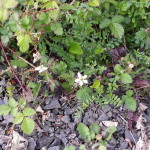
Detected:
[
  {"left": 0, "top": 42, "right": 26, "bottom": 94},
  {"left": 4, "top": 45, "right": 35, "bottom": 68}
]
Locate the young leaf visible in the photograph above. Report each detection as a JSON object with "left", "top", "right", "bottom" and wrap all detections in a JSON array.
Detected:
[
  {"left": 18, "top": 100, "right": 26, "bottom": 109},
  {"left": 16, "top": 34, "right": 32, "bottom": 52},
  {"left": 77, "top": 123, "right": 90, "bottom": 139},
  {"left": 51, "top": 22, "right": 63, "bottom": 36},
  {"left": 110, "top": 23, "right": 124, "bottom": 39},
  {"left": 98, "top": 145, "right": 107, "bottom": 150},
  {"left": 2, "top": 0, "right": 18, "bottom": 8},
  {"left": 8, "top": 98, "right": 18, "bottom": 107},
  {"left": 0, "top": 8, "right": 8, "bottom": 21},
  {"left": 0, "top": 104, "right": 11, "bottom": 115},
  {"left": 112, "top": 15, "right": 124, "bottom": 23},
  {"left": 120, "top": 73, "right": 133, "bottom": 84},
  {"left": 91, "top": 80, "right": 100, "bottom": 89},
  {"left": 126, "top": 90, "right": 133, "bottom": 97},
  {"left": 106, "top": 126, "right": 117, "bottom": 141},
  {"left": 64, "top": 145, "right": 75, "bottom": 150},
  {"left": 21, "top": 117, "right": 35, "bottom": 135},
  {"left": 124, "top": 97, "right": 136, "bottom": 111},
  {"left": 100, "top": 19, "right": 111, "bottom": 29},
  {"left": 13, "top": 112, "right": 24, "bottom": 124},
  {"left": 23, "top": 107, "right": 36, "bottom": 116},
  {"left": 69, "top": 42, "right": 83, "bottom": 55},
  {"left": 90, "top": 123, "right": 100, "bottom": 134},
  {"left": 114, "top": 64, "right": 124, "bottom": 74},
  {"left": 10, "top": 107, "right": 18, "bottom": 117},
  {"left": 11, "top": 59, "right": 28, "bottom": 67},
  {"left": 89, "top": 0, "right": 100, "bottom": 6}
]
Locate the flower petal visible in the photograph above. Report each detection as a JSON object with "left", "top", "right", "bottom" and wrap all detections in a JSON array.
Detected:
[
  {"left": 82, "top": 75, "right": 87, "bottom": 79},
  {"left": 83, "top": 80, "right": 88, "bottom": 84},
  {"left": 77, "top": 72, "right": 82, "bottom": 79},
  {"left": 75, "top": 79, "right": 80, "bottom": 83},
  {"left": 79, "top": 81, "right": 83, "bottom": 86}
]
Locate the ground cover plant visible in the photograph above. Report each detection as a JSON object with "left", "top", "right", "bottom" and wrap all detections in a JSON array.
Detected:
[{"left": 0, "top": 0, "right": 150, "bottom": 149}]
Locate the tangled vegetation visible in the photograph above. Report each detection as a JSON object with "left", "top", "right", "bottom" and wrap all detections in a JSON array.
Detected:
[{"left": 0, "top": 0, "right": 150, "bottom": 149}]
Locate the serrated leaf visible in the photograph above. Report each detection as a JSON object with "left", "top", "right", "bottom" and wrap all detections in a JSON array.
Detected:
[
  {"left": 23, "top": 107, "right": 36, "bottom": 116},
  {"left": 110, "top": 23, "right": 124, "bottom": 39},
  {"left": 89, "top": 0, "right": 100, "bottom": 6},
  {"left": 114, "top": 64, "right": 124, "bottom": 74},
  {"left": 69, "top": 42, "right": 83, "bottom": 55},
  {"left": 16, "top": 34, "right": 32, "bottom": 52},
  {"left": 112, "top": 15, "right": 124, "bottom": 23},
  {"left": 21, "top": 117, "right": 35, "bottom": 135},
  {"left": 0, "top": 8, "right": 8, "bottom": 22},
  {"left": 0, "top": 104, "right": 11, "bottom": 115},
  {"left": 18, "top": 100, "right": 26, "bottom": 109},
  {"left": 28, "top": 82, "right": 37, "bottom": 88},
  {"left": 13, "top": 112, "right": 24, "bottom": 124},
  {"left": 2, "top": 0, "right": 18, "bottom": 8},
  {"left": 42, "top": 1, "right": 59, "bottom": 21},
  {"left": 59, "top": 4, "right": 74, "bottom": 11},
  {"left": 51, "top": 22, "right": 63, "bottom": 35},
  {"left": 90, "top": 123, "right": 100, "bottom": 134},
  {"left": 100, "top": 19, "right": 111, "bottom": 29},
  {"left": 91, "top": 80, "right": 100, "bottom": 89},
  {"left": 8, "top": 98, "right": 18, "bottom": 107},
  {"left": 77, "top": 123, "right": 90, "bottom": 139},
  {"left": 10, "top": 107, "right": 18, "bottom": 116},
  {"left": 120, "top": 73, "right": 133, "bottom": 84},
  {"left": 11, "top": 59, "right": 28, "bottom": 67},
  {"left": 123, "top": 96, "right": 136, "bottom": 111},
  {"left": 126, "top": 90, "right": 133, "bottom": 97}
]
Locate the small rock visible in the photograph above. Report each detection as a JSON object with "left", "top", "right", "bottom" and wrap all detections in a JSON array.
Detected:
[
  {"left": 119, "top": 141, "right": 128, "bottom": 149},
  {"left": 48, "top": 146, "right": 61, "bottom": 150},
  {"left": 27, "top": 138, "right": 36, "bottom": 150},
  {"left": 37, "top": 136, "right": 53, "bottom": 148},
  {"left": 64, "top": 108, "right": 73, "bottom": 115},
  {"left": 102, "top": 106, "right": 111, "bottom": 113},
  {"left": 68, "top": 133, "right": 76, "bottom": 139},
  {"left": 107, "top": 111, "right": 112, "bottom": 118},
  {"left": 43, "top": 99, "right": 61, "bottom": 110},
  {"left": 45, "top": 96, "right": 53, "bottom": 105},
  {"left": 93, "top": 113, "right": 98, "bottom": 119},
  {"left": 61, "top": 115, "right": 70, "bottom": 124},
  {"left": 68, "top": 122, "right": 76, "bottom": 130},
  {"left": 0, "top": 99, "right": 4, "bottom": 105},
  {"left": 88, "top": 118, "right": 95, "bottom": 124},
  {"left": 125, "top": 130, "right": 138, "bottom": 143},
  {"left": 62, "top": 138, "right": 68, "bottom": 145},
  {"left": 98, "top": 114, "right": 109, "bottom": 121},
  {"left": 0, "top": 80, "right": 5, "bottom": 86}
]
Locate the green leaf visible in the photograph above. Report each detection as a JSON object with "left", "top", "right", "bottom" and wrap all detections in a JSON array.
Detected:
[
  {"left": 28, "top": 82, "right": 37, "bottom": 88},
  {"left": 76, "top": 86, "right": 92, "bottom": 104},
  {"left": 23, "top": 107, "right": 36, "bottom": 116},
  {"left": 59, "top": 4, "right": 74, "bottom": 11},
  {"left": 77, "top": 123, "right": 90, "bottom": 139},
  {"left": 10, "top": 107, "right": 18, "bottom": 116},
  {"left": 98, "top": 145, "right": 107, "bottom": 150},
  {"left": 123, "top": 96, "right": 136, "bottom": 111},
  {"left": 126, "top": 90, "right": 133, "bottom": 97},
  {"left": 114, "top": 64, "right": 124, "bottom": 74},
  {"left": 110, "top": 23, "right": 124, "bottom": 39},
  {"left": 2, "top": 0, "right": 18, "bottom": 8},
  {"left": 106, "top": 126, "right": 117, "bottom": 141},
  {"left": 13, "top": 112, "right": 24, "bottom": 124},
  {"left": 1, "top": 35, "right": 9, "bottom": 45},
  {"left": 11, "top": 59, "right": 28, "bottom": 67},
  {"left": 90, "top": 123, "right": 100, "bottom": 134},
  {"left": 42, "top": 1, "right": 59, "bottom": 21},
  {"left": 100, "top": 19, "right": 111, "bottom": 29},
  {"left": 8, "top": 98, "right": 18, "bottom": 107},
  {"left": 0, "top": 104, "right": 11, "bottom": 115},
  {"left": 112, "top": 15, "right": 124, "bottom": 23},
  {"left": 91, "top": 80, "right": 100, "bottom": 89},
  {"left": 18, "top": 100, "right": 26, "bottom": 109},
  {"left": 64, "top": 145, "right": 75, "bottom": 150},
  {"left": 51, "top": 22, "right": 63, "bottom": 35},
  {"left": 120, "top": 73, "right": 133, "bottom": 84},
  {"left": 94, "top": 48, "right": 104, "bottom": 54},
  {"left": 0, "top": 8, "right": 8, "bottom": 22},
  {"left": 69, "top": 42, "right": 83, "bottom": 55},
  {"left": 21, "top": 117, "right": 35, "bottom": 135},
  {"left": 16, "top": 34, "right": 32, "bottom": 52},
  {"left": 89, "top": 0, "right": 100, "bottom": 6}
]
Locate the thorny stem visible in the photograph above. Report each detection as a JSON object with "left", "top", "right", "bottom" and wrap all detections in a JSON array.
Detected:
[
  {"left": 0, "top": 42, "right": 26, "bottom": 94},
  {"left": 4, "top": 45, "right": 36, "bottom": 68}
]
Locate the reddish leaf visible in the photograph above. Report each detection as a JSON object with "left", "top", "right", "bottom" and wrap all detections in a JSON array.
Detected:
[{"left": 134, "top": 76, "right": 150, "bottom": 88}]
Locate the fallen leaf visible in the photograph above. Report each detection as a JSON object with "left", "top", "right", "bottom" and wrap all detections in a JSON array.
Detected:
[
  {"left": 36, "top": 106, "right": 44, "bottom": 113},
  {"left": 139, "top": 103, "right": 148, "bottom": 111},
  {"left": 11, "top": 131, "right": 28, "bottom": 150},
  {"left": 135, "top": 137, "right": 144, "bottom": 150},
  {"left": 136, "top": 115, "right": 146, "bottom": 130},
  {"left": 102, "top": 121, "right": 118, "bottom": 127}
]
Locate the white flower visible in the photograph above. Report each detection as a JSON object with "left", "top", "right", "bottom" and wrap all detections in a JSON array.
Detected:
[
  {"left": 75, "top": 72, "right": 88, "bottom": 86},
  {"left": 33, "top": 51, "right": 41, "bottom": 63},
  {"left": 128, "top": 63, "right": 134, "bottom": 69},
  {"left": 35, "top": 65, "right": 48, "bottom": 73}
]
